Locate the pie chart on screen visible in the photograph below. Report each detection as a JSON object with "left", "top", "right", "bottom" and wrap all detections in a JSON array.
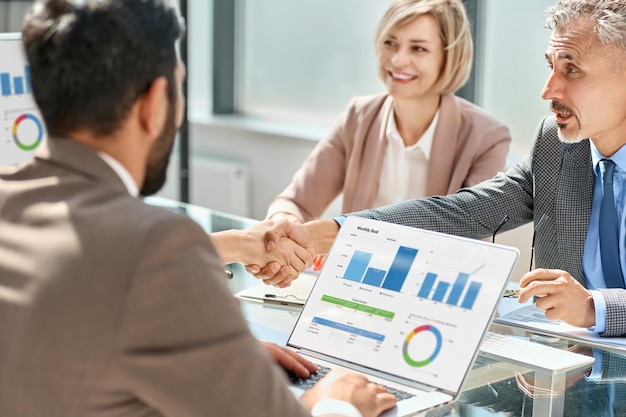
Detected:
[{"left": 402, "top": 324, "right": 442, "bottom": 367}]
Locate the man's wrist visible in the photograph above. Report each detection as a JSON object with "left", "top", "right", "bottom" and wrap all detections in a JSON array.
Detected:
[
  {"left": 305, "top": 219, "right": 340, "bottom": 255},
  {"left": 590, "top": 290, "right": 606, "bottom": 333},
  {"left": 334, "top": 215, "right": 347, "bottom": 226}
]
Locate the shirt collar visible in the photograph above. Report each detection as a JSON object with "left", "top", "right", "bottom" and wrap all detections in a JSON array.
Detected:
[
  {"left": 97, "top": 151, "right": 139, "bottom": 197},
  {"left": 589, "top": 141, "right": 626, "bottom": 176},
  {"left": 386, "top": 106, "right": 439, "bottom": 157}
]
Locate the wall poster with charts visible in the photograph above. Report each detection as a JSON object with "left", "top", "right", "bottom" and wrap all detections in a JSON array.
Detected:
[{"left": 0, "top": 33, "right": 45, "bottom": 166}]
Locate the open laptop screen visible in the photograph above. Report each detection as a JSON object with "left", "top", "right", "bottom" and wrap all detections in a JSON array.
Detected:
[{"left": 288, "top": 216, "right": 519, "bottom": 395}]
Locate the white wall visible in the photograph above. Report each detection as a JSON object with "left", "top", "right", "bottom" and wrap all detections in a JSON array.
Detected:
[
  {"left": 477, "top": 0, "right": 554, "bottom": 153},
  {"left": 0, "top": 2, "right": 31, "bottom": 32},
  {"left": 186, "top": 120, "right": 327, "bottom": 220}
]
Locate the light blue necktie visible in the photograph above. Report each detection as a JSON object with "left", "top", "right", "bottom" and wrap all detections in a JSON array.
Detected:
[{"left": 600, "top": 159, "right": 624, "bottom": 288}]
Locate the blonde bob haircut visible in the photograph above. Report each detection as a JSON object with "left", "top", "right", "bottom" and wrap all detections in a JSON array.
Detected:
[{"left": 374, "top": 0, "right": 473, "bottom": 95}]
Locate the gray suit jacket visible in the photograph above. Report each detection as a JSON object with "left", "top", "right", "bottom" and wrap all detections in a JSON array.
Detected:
[
  {"left": 352, "top": 116, "right": 626, "bottom": 337},
  {"left": 0, "top": 139, "right": 310, "bottom": 416}
]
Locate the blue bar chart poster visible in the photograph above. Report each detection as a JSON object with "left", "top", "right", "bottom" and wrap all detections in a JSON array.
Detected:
[
  {"left": 288, "top": 217, "right": 519, "bottom": 394},
  {"left": 0, "top": 35, "right": 46, "bottom": 166}
]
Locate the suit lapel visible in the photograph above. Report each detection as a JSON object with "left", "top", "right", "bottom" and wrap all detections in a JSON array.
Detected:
[{"left": 555, "top": 142, "right": 593, "bottom": 284}]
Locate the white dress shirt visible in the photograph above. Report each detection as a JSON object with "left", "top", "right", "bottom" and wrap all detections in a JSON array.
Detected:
[
  {"left": 97, "top": 151, "right": 139, "bottom": 197},
  {"left": 373, "top": 107, "right": 438, "bottom": 208}
]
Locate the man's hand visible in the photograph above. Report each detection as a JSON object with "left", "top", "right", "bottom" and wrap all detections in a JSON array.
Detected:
[
  {"left": 263, "top": 219, "right": 316, "bottom": 255},
  {"left": 300, "top": 368, "right": 397, "bottom": 417},
  {"left": 212, "top": 220, "right": 314, "bottom": 281},
  {"left": 518, "top": 268, "right": 595, "bottom": 328},
  {"left": 245, "top": 263, "right": 296, "bottom": 287},
  {"left": 262, "top": 341, "right": 397, "bottom": 416},
  {"left": 245, "top": 219, "right": 318, "bottom": 286},
  {"left": 245, "top": 263, "right": 294, "bottom": 287},
  {"left": 247, "top": 219, "right": 340, "bottom": 286},
  {"left": 260, "top": 342, "right": 317, "bottom": 377}
]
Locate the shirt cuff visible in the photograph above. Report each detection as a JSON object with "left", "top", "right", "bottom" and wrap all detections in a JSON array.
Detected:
[
  {"left": 585, "top": 348, "right": 603, "bottom": 381},
  {"left": 590, "top": 290, "right": 607, "bottom": 333},
  {"left": 311, "top": 399, "right": 363, "bottom": 417},
  {"left": 334, "top": 215, "right": 347, "bottom": 226}
]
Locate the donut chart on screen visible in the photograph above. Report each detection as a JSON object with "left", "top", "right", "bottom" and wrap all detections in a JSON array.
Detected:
[
  {"left": 12, "top": 113, "right": 43, "bottom": 151},
  {"left": 402, "top": 325, "right": 442, "bottom": 367}
]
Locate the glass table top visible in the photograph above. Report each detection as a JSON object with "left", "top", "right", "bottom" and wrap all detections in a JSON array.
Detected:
[{"left": 146, "top": 196, "right": 626, "bottom": 417}]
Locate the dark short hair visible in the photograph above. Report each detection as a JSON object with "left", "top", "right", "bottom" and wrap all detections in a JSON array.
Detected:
[{"left": 22, "top": 0, "right": 184, "bottom": 137}]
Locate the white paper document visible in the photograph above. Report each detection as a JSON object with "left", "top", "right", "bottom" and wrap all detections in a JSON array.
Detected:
[
  {"left": 234, "top": 270, "right": 318, "bottom": 309},
  {"left": 495, "top": 304, "right": 626, "bottom": 350}
]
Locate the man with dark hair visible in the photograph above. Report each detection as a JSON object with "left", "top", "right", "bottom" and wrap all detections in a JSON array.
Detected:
[{"left": 0, "top": 1, "right": 395, "bottom": 416}]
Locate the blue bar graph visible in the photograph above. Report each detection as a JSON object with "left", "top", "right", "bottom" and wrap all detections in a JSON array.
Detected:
[
  {"left": 461, "top": 281, "right": 482, "bottom": 309},
  {"left": 418, "top": 272, "right": 437, "bottom": 298},
  {"left": 416, "top": 268, "right": 484, "bottom": 310},
  {"left": 342, "top": 245, "right": 418, "bottom": 292},
  {"left": 362, "top": 268, "right": 386, "bottom": 287},
  {"left": 24, "top": 65, "right": 31, "bottom": 93},
  {"left": 0, "top": 66, "right": 32, "bottom": 96},
  {"left": 1, "top": 73, "right": 10, "bottom": 96},
  {"left": 344, "top": 250, "right": 372, "bottom": 282},
  {"left": 13, "top": 76, "right": 24, "bottom": 94},
  {"left": 446, "top": 272, "right": 469, "bottom": 306},
  {"left": 381, "top": 246, "right": 418, "bottom": 292},
  {"left": 432, "top": 281, "right": 450, "bottom": 302}
]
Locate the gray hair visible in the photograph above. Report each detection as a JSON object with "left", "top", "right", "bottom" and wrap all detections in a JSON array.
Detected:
[{"left": 546, "top": 0, "right": 626, "bottom": 48}]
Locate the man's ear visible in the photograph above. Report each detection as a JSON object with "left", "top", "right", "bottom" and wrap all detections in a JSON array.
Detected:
[{"left": 138, "top": 76, "right": 169, "bottom": 138}]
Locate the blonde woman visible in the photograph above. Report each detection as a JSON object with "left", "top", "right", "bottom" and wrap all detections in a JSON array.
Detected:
[{"left": 267, "top": 0, "right": 510, "bottom": 230}]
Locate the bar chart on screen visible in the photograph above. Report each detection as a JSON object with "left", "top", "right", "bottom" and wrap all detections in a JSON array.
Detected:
[
  {"left": 416, "top": 266, "right": 484, "bottom": 310},
  {"left": 342, "top": 245, "right": 417, "bottom": 292},
  {"left": 0, "top": 34, "right": 46, "bottom": 166},
  {"left": 332, "top": 224, "right": 490, "bottom": 312}
]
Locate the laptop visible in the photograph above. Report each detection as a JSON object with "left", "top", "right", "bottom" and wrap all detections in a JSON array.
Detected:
[{"left": 286, "top": 216, "right": 519, "bottom": 416}]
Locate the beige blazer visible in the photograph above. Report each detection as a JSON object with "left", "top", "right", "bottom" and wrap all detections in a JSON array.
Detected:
[
  {"left": 0, "top": 138, "right": 310, "bottom": 417},
  {"left": 267, "top": 93, "right": 511, "bottom": 222}
]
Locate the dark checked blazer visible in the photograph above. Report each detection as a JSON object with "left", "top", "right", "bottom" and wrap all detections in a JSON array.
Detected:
[{"left": 350, "top": 115, "right": 626, "bottom": 337}]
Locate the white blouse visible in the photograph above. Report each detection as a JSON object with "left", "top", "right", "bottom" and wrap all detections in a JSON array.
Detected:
[{"left": 373, "top": 106, "right": 439, "bottom": 208}]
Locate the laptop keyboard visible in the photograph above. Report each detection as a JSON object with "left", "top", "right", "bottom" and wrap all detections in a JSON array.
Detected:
[{"left": 286, "top": 365, "right": 415, "bottom": 401}]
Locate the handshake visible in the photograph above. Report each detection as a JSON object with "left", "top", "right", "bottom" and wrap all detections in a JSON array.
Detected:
[{"left": 210, "top": 218, "right": 340, "bottom": 287}]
